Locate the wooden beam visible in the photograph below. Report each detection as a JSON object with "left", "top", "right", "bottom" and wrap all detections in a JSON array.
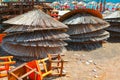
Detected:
[
  {"left": 9, "top": 63, "right": 26, "bottom": 73},
  {"left": 0, "top": 61, "right": 16, "bottom": 65},
  {"left": 37, "top": 58, "right": 49, "bottom": 63},
  {"left": 42, "top": 70, "right": 52, "bottom": 77},
  {"left": 10, "top": 72, "right": 19, "bottom": 79},
  {"left": 0, "top": 56, "right": 13, "bottom": 59},
  {"left": 18, "top": 69, "right": 36, "bottom": 79}
]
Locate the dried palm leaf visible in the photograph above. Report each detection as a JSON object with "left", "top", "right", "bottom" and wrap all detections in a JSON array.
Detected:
[
  {"left": 4, "top": 40, "right": 67, "bottom": 47},
  {"left": 59, "top": 9, "right": 103, "bottom": 22},
  {"left": 4, "top": 25, "right": 67, "bottom": 33},
  {"left": 2, "top": 42, "right": 66, "bottom": 61},
  {"left": 70, "top": 30, "right": 109, "bottom": 38},
  {"left": 108, "top": 31, "right": 120, "bottom": 37},
  {"left": 62, "top": 14, "right": 109, "bottom": 25},
  {"left": 107, "top": 26, "right": 120, "bottom": 32},
  {"left": 3, "top": 31, "right": 69, "bottom": 42},
  {"left": 66, "top": 33, "right": 109, "bottom": 42},
  {"left": 2, "top": 9, "right": 69, "bottom": 60},
  {"left": 3, "top": 10, "right": 68, "bottom": 30},
  {"left": 108, "top": 36, "right": 120, "bottom": 42},
  {"left": 104, "top": 11, "right": 120, "bottom": 19},
  {"left": 66, "top": 41, "right": 103, "bottom": 51},
  {"left": 102, "top": 10, "right": 113, "bottom": 17},
  {"left": 59, "top": 9, "right": 109, "bottom": 50},
  {"left": 105, "top": 19, "right": 120, "bottom": 22},
  {"left": 67, "top": 24, "right": 109, "bottom": 35},
  {"left": 109, "top": 22, "right": 120, "bottom": 26}
]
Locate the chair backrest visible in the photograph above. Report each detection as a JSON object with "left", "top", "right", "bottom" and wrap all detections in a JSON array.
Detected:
[
  {"left": 47, "top": 54, "right": 65, "bottom": 76},
  {"left": 7, "top": 54, "right": 65, "bottom": 80},
  {"left": 27, "top": 59, "right": 52, "bottom": 80},
  {"left": 8, "top": 63, "right": 40, "bottom": 80},
  {"left": 0, "top": 56, "right": 16, "bottom": 78},
  {"left": 27, "top": 60, "right": 42, "bottom": 80}
]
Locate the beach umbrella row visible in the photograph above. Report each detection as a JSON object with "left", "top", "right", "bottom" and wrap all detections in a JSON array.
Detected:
[
  {"left": 102, "top": 10, "right": 113, "bottom": 17},
  {"left": 51, "top": 1, "right": 86, "bottom": 10},
  {"left": 2, "top": 9, "right": 69, "bottom": 61},
  {"left": 60, "top": 9, "right": 110, "bottom": 50},
  {"left": 104, "top": 11, "right": 120, "bottom": 39},
  {"left": 51, "top": 1, "right": 120, "bottom": 11}
]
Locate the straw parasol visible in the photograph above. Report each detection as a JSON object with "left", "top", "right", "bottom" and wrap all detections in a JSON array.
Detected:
[
  {"left": 104, "top": 11, "right": 120, "bottom": 38},
  {"left": 106, "top": 2, "right": 115, "bottom": 7},
  {"left": 88, "top": 1, "right": 97, "bottom": 6},
  {"left": 52, "top": 1, "right": 60, "bottom": 6},
  {"left": 72, "top": 1, "right": 78, "bottom": 5},
  {"left": 2, "top": 9, "right": 69, "bottom": 61},
  {"left": 60, "top": 9, "right": 110, "bottom": 50},
  {"left": 108, "top": 31, "right": 120, "bottom": 37},
  {"left": 78, "top": 1, "right": 86, "bottom": 6},
  {"left": 102, "top": 10, "right": 113, "bottom": 17},
  {"left": 104, "top": 11, "right": 120, "bottom": 20}
]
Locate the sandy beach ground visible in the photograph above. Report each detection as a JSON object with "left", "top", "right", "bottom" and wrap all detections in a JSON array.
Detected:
[{"left": 0, "top": 41, "right": 120, "bottom": 80}]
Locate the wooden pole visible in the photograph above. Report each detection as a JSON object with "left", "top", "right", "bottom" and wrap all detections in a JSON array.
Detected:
[{"left": 100, "top": 0, "right": 102, "bottom": 12}]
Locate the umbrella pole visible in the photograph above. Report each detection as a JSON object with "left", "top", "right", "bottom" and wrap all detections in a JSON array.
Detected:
[
  {"left": 103, "top": 0, "right": 106, "bottom": 12},
  {"left": 99, "top": 0, "right": 102, "bottom": 12}
]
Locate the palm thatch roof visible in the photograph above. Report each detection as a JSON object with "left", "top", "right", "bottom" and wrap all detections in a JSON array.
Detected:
[
  {"left": 59, "top": 9, "right": 103, "bottom": 22},
  {"left": 2, "top": 9, "right": 69, "bottom": 61},
  {"left": 67, "top": 34, "right": 109, "bottom": 42},
  {"left": 110, "top": 31, "right": 120, "bottom": 37},
  {"left": 107, "top": 26, "right": 120, "bottom": 32},
  {"left": 62, "top": 14, "right": 108, "bottom": 25},
  {"left": 67, "top": 24, "right": 109, "bottom": 35},
  {"left": 105, "top": 19, "right": 120, "bottom": 22},
  {"left": 104, "top": 11, "right": 120, "bottom": 39},
  {"left": 4, "top": 25, "right": 67, "bottom": 33},
  {"left": 102, "top": 10, "right": 113, "bottom": 17},
  {"left": 109, "top": 22, "right": 120, "bottom": 26},
  {"left": 60, "top": 10, "right": 109, "bottom": 34},
  {"left": 109, "top": 31, "right": 120, "bottom": 37},
  {"left": 60, "top": 9, "right": 110, "bottom": 50},
  {"left": 3, "top": 40, "right": 67, "bottom": 47},
  {"left": 2, "top": 42, "right": 66, "bottom": 61},
  {"left": 104, "top": 11, "right": 120, "bottom": 19},
  {"left": 3, "top": 10, "right": 68, "bottom": 30},
  {"left": 3, "top": 31, "right": 69, "bottom": 42},
  {"left": 67, "top": 41, "right": 103, "bottom": 51},
  {"left": 70, "top": 30, "right": 109, "bottom": 38}
]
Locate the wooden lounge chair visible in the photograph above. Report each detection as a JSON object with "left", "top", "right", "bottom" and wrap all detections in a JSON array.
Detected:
[
  {"left": 8, "top": 54, "right": 66, "bottom": 80},
  {"left": 0, "top": 56, "right": 16, "bottom": 78}
]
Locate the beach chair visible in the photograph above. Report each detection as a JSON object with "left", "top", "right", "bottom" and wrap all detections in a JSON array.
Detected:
[
  {"left": 0, "top": 56, "right": 16, "bottom": 78},
  {"left": 26, "top": 58, "right": 52, "bottom": 80},
  {"left": 8, "top": 63, "right": 40, "bottom": 80},
  {"left": 27, "top": 54, "right": 66, "bottom": 80},
  {"left": 47, "top": 54, "right": 65, "bottom": 76},
  {"left": 8, "top": 59, "right": 51, "bottom": 80},
  {"left": 8, "top": 54, "right": 66, "bottom": 80}
]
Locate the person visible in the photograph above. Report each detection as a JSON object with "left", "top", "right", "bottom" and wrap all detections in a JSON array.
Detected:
[{"left": 50, "top": 9, "right": 59, "bottom": 20}]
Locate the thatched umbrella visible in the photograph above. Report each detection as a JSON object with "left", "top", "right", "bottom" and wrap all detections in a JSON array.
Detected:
[
  {"left": 104, "top": 11, "right": 120, "bottom": 18},
  {"left": 2, "top": 10, "right": 69, "bottom": 61},
  {"left": 104, "top": 11, "right": 120, "bottom": 38},
  {"left": 102, "top": 10, "right": 113, "bottom": 17},
  {"left": 78, "top": 1, "right": 86, "bottom": 7},
  {"left": 59, "top": 9, "right": 110, "bottom": 50}
]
